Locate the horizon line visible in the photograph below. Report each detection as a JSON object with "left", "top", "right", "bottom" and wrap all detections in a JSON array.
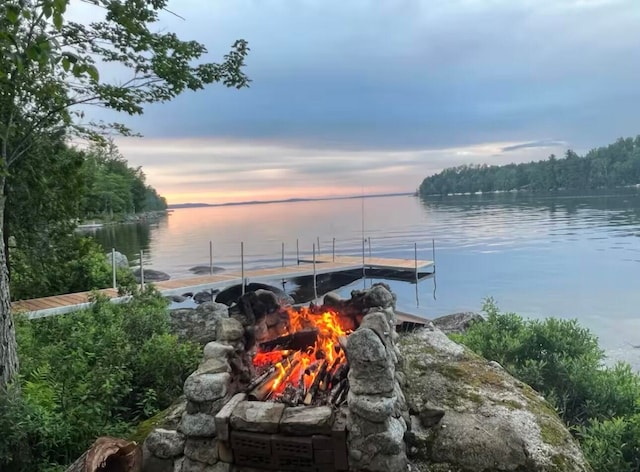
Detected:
[{"left": 167, "top": 191, "right": 416, "bottom": 209}]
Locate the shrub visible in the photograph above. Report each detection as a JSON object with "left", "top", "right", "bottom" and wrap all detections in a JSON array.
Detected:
[{"left": 0, "top": 288, "right": 200, "bottom": 471}]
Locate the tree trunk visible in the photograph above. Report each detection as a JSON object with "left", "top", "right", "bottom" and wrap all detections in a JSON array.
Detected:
[
  {"left": 65, "top": 437, "right": 141, "bottom": 472},
  {"left": 0, "top": 175, "right": 19, "bottom": 389}
]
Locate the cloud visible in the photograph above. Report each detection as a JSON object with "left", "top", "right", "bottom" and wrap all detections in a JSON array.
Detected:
[
  {"left": 115, "top": 136, "right": 569, "bottom": 204},
  {"left": 501, "top": 140, "right": 569, "bottom": 152},
  {"left": 70, "top": 0, "right": 640, "bottom": 201}
]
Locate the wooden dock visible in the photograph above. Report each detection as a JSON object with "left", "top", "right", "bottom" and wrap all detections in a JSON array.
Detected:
[{"left": 12, "top": 255, "right": 434, "bottom": 320}]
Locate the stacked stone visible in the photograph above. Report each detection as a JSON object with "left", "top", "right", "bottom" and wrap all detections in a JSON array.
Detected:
[
  {"left": 143, "top": 301, "right": 247, "bottom": 472},
  {"left": 344, "top": 284, "right": 409, "bottom": 472}
]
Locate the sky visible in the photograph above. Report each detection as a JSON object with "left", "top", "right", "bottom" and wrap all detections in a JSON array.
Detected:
[{"left": 81, "top": 0, "right": 640, "bottom": 204}]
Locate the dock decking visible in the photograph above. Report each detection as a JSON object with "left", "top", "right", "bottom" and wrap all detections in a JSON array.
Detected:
[{"left": 12, "top": 255, "right": 435, "bottom": 320}]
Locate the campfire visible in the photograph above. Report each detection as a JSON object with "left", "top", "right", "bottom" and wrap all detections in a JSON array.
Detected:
[{"left": 247, "top": 305, "right": 356, "bottom": 407}]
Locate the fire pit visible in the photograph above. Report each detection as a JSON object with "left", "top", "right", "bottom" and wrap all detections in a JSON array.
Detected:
[{"left": 143, "top": 284, "right": 409, "bottom": 472}]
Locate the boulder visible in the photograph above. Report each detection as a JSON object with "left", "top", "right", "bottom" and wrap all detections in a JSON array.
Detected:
[
  {"left": 166, "top": 295, "right": 187, "bottom": 303},
  {"left": 106, "top": 250, "right": 129, "bottom": 269},
  {"left": 431, "top": 312, "right": 485, "bottom": 335},
  {"left": 279, "top": 406, "right": 334, "bottom": 436},
  {"left": 178, "top": 413, "right": 217, "bottom": 437},
  {"left": 145, "top": 428, "right": 185, "bottom": 459},
  {"left": 399, "top": 326, "right": 592, "bottom": 472},
  {"left": 183, "top": 372, "right": 230, "bottom": 403},
  {"left": 169, "top": 302, "right": 229, "bottom": 344},
  {"left": 215, "top": 283, "right": 293, "bottom": 307},
  {"left": 189, "top": 265, "right": 226, "bottom": 275},
  {"left": 230, "top": 401, "right": 285, "bottom": 433},
  {"left": 194, "top": 290, "right": 220, "bottom": 304},
  {"left": 133, "top": 268, "right": 171, "bottom": 282},
  {"left": 184, "top": 437, "right": 218, "bottom": 465}
]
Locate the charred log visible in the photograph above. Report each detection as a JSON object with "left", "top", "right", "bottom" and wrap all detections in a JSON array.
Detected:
[{"left": 259, "top": 329, "right": 318, "bottom": 352}]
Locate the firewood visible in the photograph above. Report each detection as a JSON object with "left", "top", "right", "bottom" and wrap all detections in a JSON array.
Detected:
[
  {"left": 65, "top": 437, "right": 141, "bottom": 472},
  {"left": 259, "top": 329, "right": 318, "bottom": 352},
  {"left": 330, "top": 378, "right": 348, "bottom": 405},
  {"left": 303, "top": 359, "right": 328, "bottom": 405}
]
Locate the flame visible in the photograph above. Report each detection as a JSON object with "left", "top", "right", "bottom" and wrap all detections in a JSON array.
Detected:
[{"left": 252, "top": 306, "right": 354, "bottom": 400}]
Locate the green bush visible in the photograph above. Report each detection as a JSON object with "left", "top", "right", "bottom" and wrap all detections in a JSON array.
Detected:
[
  {"left": 0, "top": 289, "right": 200, "bottom": 472},
  {"left": 10, "top": 235, "right": 137, "bottom": 300},
  {"left": 453, "top": 299, "right": 640, "bottom": 472}
]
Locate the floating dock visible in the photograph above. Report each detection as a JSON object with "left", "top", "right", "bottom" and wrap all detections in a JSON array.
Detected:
[{"left": 12, "top": 255, "right": 435, "bottom": 320}]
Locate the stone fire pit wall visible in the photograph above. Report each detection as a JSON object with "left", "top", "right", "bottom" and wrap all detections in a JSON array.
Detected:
[{"left": 143, "top": 283, "right": 408, "bottom": 472}]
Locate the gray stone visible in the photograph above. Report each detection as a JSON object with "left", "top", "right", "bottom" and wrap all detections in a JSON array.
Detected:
[
  {"left": 142, "top": 442, "right": 174, "bottom": 472},
  {"left": 214, "top": 393, "right": 247, "bottom": 441},
  {"left": 178, "top": 457, "right": 223, "bottom": 472},
  {"left": 398, "top": 327, "right": 592, "bottom": 472},
  {"left": 106, "top": 250, "right": 129, "bottom": 269},
  {"left": 186, "top": 396, "right": 230, "bottom": 416},
  {"left": 230, "top": 401, "right": 285, "bottom": 433},
  {"left": 323, "top": 291, "right": 345, "bottom": 308},
  {"left": 166, "top": 295, "right": 187, "bottom": 303},
  {"left": 359, "top": 311, "right": 391, "bottom": 346},
  {"left": 194, "top": 291, "right": 215, "bottom": 304},
  {"left": 348, "top": 392, "right": 395, "bottom": 423},
  {"left": 178, "top": 412, "right": 217, "bottom": 437},
  {"left": 145, "top": 428, "right": 185, "bottom": 459},
  {"left": 431, "top": 312, "right": 485, "bottom": 334},
  {"left": 203, "top": 342, "right": 234, "bottom": 361},
  {"left": 184, "top": 437, "right": 218, "bottom": 465},
  {"left": 216, "top": 318, "right": 244, "bottom": 342},
  {"left": 362, "top": 283, "right": 396, "bottom": 309},
  {"left": 347, "top": 328, "right": 395, "bottom": 396},
  {"left": 184, "top": 373, "right": 230, "bottom": 403},
  {"left": 170, "top": 302, "right": 229, "bottom": 344},
  {"left": 279, "top": 406, "right": 334, "bottom": 435},
  {"left": 348, "top": 416, "right": 407, "bottom": 472},
  {"left": 194, "top": 358, "right": 231, "bottom": 375}
]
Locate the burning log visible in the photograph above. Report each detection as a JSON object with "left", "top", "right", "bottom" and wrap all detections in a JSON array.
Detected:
[
  {"left": 304, "top": 359, "right": 328, "bottom": 405},
  {"left": 248, "top": 356, "right": 295, "bottom": 401},
  {"left": 258, "top": 329, "right": 318, "bottom": 352}
]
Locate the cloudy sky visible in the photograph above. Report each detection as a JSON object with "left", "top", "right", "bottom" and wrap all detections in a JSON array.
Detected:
[{"left": 88, "top": 0, "right": 640, "bottom": 204}]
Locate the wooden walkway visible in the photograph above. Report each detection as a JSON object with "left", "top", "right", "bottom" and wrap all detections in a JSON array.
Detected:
[{"left": 12, "top": 255, "right": 434, "bottom": 319}]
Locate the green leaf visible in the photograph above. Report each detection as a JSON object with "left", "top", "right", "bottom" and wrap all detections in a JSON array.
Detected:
[
  {"left": 22, "top": 9, "right": 32, "bottom": 20},
  {"left": 62, "top": 57, "right": 70, "bottom": 72},
  {"left": 6, "top": 5, "right": 20, "bottom": 24},
  {"left": 53, "top": 12, "right": 63, "bottom": 30},
  {"left": 86, "top": 65, "right": 99, "bottom": 82},
  {"left": 26, "top": 45, "right": 40, "bottom": 61}
]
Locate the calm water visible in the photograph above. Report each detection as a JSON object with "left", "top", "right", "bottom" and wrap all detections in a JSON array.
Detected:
[{"left": 92, "top": 190, "right": 640, "bottom": 363}]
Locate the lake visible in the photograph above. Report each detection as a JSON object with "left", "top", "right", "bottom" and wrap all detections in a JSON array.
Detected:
[{"left": 91, "top": 190, "right": 640, "bottom": 365}]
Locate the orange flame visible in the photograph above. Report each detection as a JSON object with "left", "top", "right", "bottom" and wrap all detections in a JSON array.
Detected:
[{"left": 252, "top": 306, "right": 354, "bottom": 399}]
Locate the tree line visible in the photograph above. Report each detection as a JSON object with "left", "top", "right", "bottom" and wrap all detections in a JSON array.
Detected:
[{"left": 419, "top": 135, "right": 640, "bottom": 197}]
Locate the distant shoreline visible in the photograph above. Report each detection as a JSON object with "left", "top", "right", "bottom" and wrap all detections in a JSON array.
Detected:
[{"left": 167, "top": 192, "right": 414, "bottom": 209}]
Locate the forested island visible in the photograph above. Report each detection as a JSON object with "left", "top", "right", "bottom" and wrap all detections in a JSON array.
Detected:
[{"left": 419, "top": 135, "right": 640, "bottom": 197}]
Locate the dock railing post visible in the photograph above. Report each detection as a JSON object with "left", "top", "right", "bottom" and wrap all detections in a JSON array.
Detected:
[
  {"left": 313, "top": 243, "right": 317, "bottom": 300},
  {"left": 282, "top": 242, "right": 285, "bottom": 268},
  {"left": 332, "top": 237, "right": 335, "bottom": 262},
  {"left": 362, "top": 236, "right": 366, "bottom": 287},
  {"left": 432, "top": 238, "right": 436, "bottom": 271},
  {"left": 140, "top": 249, "right": 145, "bottom": 289},
  {"left": 414, "top": 242, "right": 418, "bottom": 283},
  {"left": 368, "top": 237, "right": 372, "bottom": 258},
  {"left": 317, "top": 236, "right": 320, "bottom": 254},
  {"left": 241, "top": 242, "right": 245, "bottom": 295},
  {"left": 209, "top": 240, "right": 213, "bottom": 275},
  {"left": 296, "top": 239, "right": 300, "bottom": 265},
  {"left": 111, "top": 248, "right": 117, "bottom": 289},
  {"left": 415, "top": 242, "right": 420, "bottom": 306}
]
